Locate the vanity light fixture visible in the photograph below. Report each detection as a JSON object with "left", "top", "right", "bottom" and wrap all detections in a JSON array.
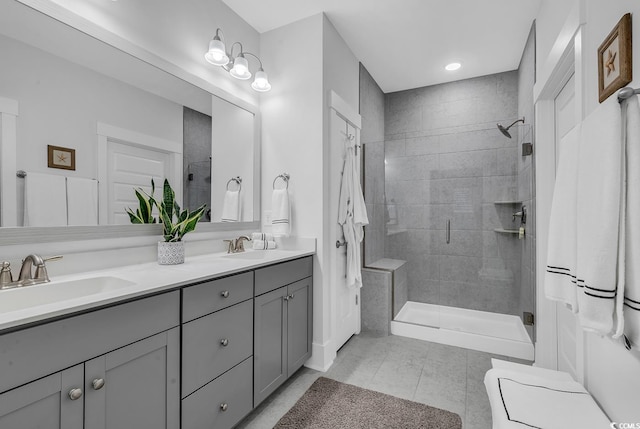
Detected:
[
  {"left": 204, "top": 28, "right": 271, "bottom": 92},
  {"left": 445, "top": 62, "right": 462, "bottom": 71}
]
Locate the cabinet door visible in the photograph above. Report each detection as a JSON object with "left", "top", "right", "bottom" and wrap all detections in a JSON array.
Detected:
[
  {"left": 85, "top": 328, "right": 180, "bottom": 429},
  {"left": 287, "top": 277, "right": 313, "bottom": 376},
  {"left": 254, "top": 285, "right": 287, "bottom": 406},
  {"left": 0, "top": 364, "right": 83, "bottom": 429}
]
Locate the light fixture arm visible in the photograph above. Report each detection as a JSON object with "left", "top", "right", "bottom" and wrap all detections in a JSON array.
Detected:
[
  {"left": 229, "top": 42, "right": 244, "bottom": 59},
  {"left": 213, "top": 28, "right": 225, "bottom": 42},
  {"left": 241, "top": 52, "right": 264, "bottom": 70}
]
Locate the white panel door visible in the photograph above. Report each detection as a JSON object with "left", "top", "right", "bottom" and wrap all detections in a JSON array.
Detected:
[
  {"left": 106, "top": 141, "right": 173, "bottom": 224},
  {"left": 330, "top": 110, "right": 360, "bottom": 351},
  {"left": 554, "top": 73, "right": 581, "bottom": 380}
]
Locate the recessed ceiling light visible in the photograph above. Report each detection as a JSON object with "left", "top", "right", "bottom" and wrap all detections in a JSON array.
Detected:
[{"left": 445, "top": 62, "right": 461, "bottom": 71}]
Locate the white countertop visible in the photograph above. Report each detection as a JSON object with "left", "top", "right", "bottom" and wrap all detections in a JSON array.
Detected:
[{"left": 0, "top": 248, "right": 314, "bottom": 333}]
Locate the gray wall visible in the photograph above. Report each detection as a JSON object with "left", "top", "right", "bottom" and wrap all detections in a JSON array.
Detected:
[
  {"left": 382, "top": 71, "right": 522, "bottom": 315},
  {"left": 359, "top": 64, "right": 386, "bottom": 265},
  {"left": 517, "top": 23, "right": 536, "bottom": 338}
]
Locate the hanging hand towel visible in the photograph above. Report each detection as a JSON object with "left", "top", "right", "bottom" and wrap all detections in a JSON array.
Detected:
[
  {"left": 252, "top": 240, "right": 277, "bottom": 250},
  {"left": 338, "top": 137, "right": 369, "bottom": 288},
  {"left": 66, "top": 177, "right": 98, "bottom": 226},
  {"left": 272, "top": 188, "right": 291, "bottom": 237},
  {"left": 576, "top": 98, "right": 624, "bottom": 335},
  {"left": 23, "top": 172, "right": 67, "bottom": 226},
  {"left": 221, "top": 190, "right": 240, "bottom": 222},
  {"left": 251, "top": 232, "right": 274, "bottom": 242},
  {"left": 545, "top": 125, "right": 581, "bottom": 310},
  {"left": 623, "top": 95, "right": 640, "bottom": 349}
]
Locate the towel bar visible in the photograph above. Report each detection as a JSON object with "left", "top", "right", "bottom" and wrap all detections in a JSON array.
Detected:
[
  {"left": 618, "top": 86, "right": 640, "bottom": 103},
  {"left": 273, "top": 173, "right": 290, "bottom": 189},
  {"left": 226, "top": 176, "right": 242, "bottom": 191},
  {"left": 16, "top": 170, "right": 26, "bottom": 178}
]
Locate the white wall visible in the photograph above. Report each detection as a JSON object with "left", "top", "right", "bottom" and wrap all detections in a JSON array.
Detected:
[
  {"left": 38, "top": 0, "right": 261, "bottom": 107},
  {"left": 260, "top": 14, "right": 327, "bottom": 368},
  {"left": 0, "top": 34, "right": 182, "bottom": 185},
  {"left": 260, "top": 13, "right": 359, "bottom": 371},
  {"left": 536, "top": 0, "right": 640, "bottom": 421}
]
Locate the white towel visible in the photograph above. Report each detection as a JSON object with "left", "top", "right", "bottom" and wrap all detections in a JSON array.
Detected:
[
  {"left": 576, "top": 99, "right": 624, "bottom": 335},
  {"left": 252, "top": 240, "right": 276, "bottom": 250},
  {"left": 623, "top": 96, "right": 640, "bottom": 349},
  {"left": 221, "top": 190, "right": 240, "bottom": 222},
  {"left": 23, "top": 172, "right": 67, "bottom": 226},
  {"left": 338, "top": 137, "right": 369, "bottom": 287},
  {"left": 251, "top": 232, "right": 274, "bottom": 242},
  {"left": 66, "top": 177, "right": 98, "bottom": 226},
  {"left": 484, "top": 368, "right": 611, "bottom": 429},
  {"left": 271, "top": 188, "right": 291, "bottom": 237},
  {"left": 545, "top": 124, "right": 580, "bottom": 311}
]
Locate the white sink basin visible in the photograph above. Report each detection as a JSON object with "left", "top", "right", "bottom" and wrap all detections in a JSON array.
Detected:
[
  {"left": 222, "top": 250, "right": 269, "bottom": 260},
  {"left": 0, "top": 276, "right": 135, "bottom": 313}
]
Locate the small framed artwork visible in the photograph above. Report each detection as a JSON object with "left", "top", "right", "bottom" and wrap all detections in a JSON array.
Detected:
[
  {"left": 598, "top": 13, "right": 632, "bottom": 103},
  {"left": 47, "top": 145, "right": 76, "bottom": 171}
]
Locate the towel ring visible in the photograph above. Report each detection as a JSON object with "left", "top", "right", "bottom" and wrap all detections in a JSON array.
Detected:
[
  {"left": 226, "top": 176, "right": 242, "bottom": 191},
  {"left": 273, "top": 173, "right": 290, "bottom": 190}
]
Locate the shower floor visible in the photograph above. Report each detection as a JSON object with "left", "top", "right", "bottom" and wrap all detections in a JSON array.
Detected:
[{"left": 390, "top": 301, "right": 534, "bottom": 360}]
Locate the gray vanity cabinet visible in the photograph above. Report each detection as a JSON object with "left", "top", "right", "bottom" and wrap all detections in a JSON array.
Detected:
[
  {"left": 254, "top": 257, "right": 313, "bottom": 406},
  {"left": 0, "top": 291, "right": 180, "bottom": 429},
  {"left": 0, "top": 364, "right": 84, "bottom": 429},
  {"left": 84, "top": 328, "right": 180, "bottom": 429}
]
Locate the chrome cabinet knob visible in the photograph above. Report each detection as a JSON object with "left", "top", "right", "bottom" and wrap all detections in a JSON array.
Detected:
[
  {"left": 220, "top": 338, "right": 229, "bottom": 347},
  {"left": 289, "top": 294, "right": 295, "bottom": 300},
  {"left": 220, "top": 290, "right": 230, "bottom": 298},
  {"left": 68, "top": 388, "right": 83, "bottom": 400},
  {"left": 283, "top": 295, "right": 289, "bottom": 301},
  {"left": 220, "top": 403, "right": 228, "bottom": 412},
  {"left": 91, "top": 378, "right": 105, "bottom": 390}
]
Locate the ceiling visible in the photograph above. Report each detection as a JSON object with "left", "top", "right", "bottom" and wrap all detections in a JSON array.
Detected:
[{"left": 221, "top": 0, "right": 541, "bottom": 93}]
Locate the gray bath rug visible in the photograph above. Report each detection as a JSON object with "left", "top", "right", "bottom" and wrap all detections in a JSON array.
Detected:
[{"left": 274, "top": 377, "right": 462, "bottom": 429}]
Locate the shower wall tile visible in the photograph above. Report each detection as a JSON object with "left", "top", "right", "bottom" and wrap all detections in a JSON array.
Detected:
[
  {"left": 360, "top": 66, "right": 385, "bottom": 144},
  {"left": 385, "top": 138, "right": 406, "bottom": 158},
  {"left": 405, "top": 135, "right": 440, "bottom": 156},
  {"left": 361, "top": 268, "right": 392, "bottom": 334},
  {"left": 364, "top": 141, "right": 385, "bottom": 205},
  {"left": 383, "top": 69, "right": 521, "bottom": 315}
]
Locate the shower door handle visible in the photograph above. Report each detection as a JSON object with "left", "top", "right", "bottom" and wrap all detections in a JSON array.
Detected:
[{"left": 446, "top": 219, "right": 450, "bottom": 244}]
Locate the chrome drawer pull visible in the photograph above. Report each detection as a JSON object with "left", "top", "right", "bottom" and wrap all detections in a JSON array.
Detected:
[
  {"left": 91, "top": 378, "right": 105, "bottom": 390},
  {"left": 68, "top": 388, "right": 83, "bottom": 400},
  {"left": 288, "top": 294, "right": 295, "bottom": 300},
  {"left": 220, "top": 338, "right": 229, "bottom": 347},
  {"left": 220, "top": 290, "right": 230, "bottom": 298},
  {"left": 220, "top": 403, "right": 228, "bottom": 412}
]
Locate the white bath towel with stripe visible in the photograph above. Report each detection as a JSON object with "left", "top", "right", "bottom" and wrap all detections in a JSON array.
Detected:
[
  {"left": 66, "top": 177, "right": 98, "bottom": 226},
  {"left": 623, "top": 95, "right": 640, "bottom": 349},
  {"left": 545, "top": 124, "right": 580, "bottom": 311},
  {"left": 576, "top": 98, "right": 624, "bottom": 335},
  {"left": 271, "top": 188, "right": 291, "bottom": 237},
  {"left": 251, "top": 232, "right": 274, "bottom": 242}
]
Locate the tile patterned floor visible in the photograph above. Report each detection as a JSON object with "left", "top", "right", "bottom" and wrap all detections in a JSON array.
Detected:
[{"left": 237, "top": 332, "right": 532, "bottom": 429}]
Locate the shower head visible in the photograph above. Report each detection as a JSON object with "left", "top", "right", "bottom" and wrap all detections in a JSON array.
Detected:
[{"left": 496, "top": 117, "right": 525, "bottom": 138}]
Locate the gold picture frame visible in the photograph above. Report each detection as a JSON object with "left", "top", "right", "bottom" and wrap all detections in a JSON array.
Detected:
[
  {"left": 598, "top": 13, "right": 632, "bottom": 103},
  {"left": 47, "top": 144, "right": 76, "bottom": 171}
]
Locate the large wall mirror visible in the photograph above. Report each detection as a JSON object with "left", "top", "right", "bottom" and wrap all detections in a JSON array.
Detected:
[{"left": 0, "top": 0, "right": 260, "bottom": 243}]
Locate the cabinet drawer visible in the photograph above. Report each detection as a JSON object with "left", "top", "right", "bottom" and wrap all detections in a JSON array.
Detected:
[
  {"left": 182, "top": 271, "right": 253, "bottom": 322},
  {"left": 255, "top": 256, "right": 312, "bottom": 296},
  {"left": 182, "top": 299, "right": 253, "bottom": 397},
  {"left": 182, "top": 357, "right": 253, "bottom": 429},
  {"left": 0, "top": 291, "right": 179, "bottom": 394}
]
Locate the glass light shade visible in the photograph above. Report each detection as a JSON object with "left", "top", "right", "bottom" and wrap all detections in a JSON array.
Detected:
[
  {"left": 230, "top": 56, "right": 251, "bottom": 80},
  {"left": 251, "top": 69, "right": 271, "bottom": 92},
  {"left": 204, "top": 38, "right": 229, "bottom": 66}
]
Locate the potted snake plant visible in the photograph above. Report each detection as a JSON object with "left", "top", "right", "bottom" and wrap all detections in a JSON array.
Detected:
[{"left": 126, "top": 179, "right": 206, "bottom": 265}]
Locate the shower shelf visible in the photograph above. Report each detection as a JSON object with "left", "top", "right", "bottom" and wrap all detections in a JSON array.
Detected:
[
  {"left": 493, "top": 200, "right": 522, "bottom": 205},
  {"left": 494, "top": 228, "right": 520, "bottom": 234}
]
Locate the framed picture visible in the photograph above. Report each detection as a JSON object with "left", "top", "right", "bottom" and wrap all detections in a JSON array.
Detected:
[
  {"left": 598, "top": 13, "right": 632, "bottom": 103},
  {"left": 47, "top": 145, "right": 76, "bottom": 170}
]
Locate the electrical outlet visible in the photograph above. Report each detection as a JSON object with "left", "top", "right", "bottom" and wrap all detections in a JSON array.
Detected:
[{"left": 263, "top": 210, "right": 272, "bottom": 226}]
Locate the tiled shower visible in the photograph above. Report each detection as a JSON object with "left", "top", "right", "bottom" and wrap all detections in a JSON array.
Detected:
[{"left": 359, "top": 25, "right": 536, "bottom": 353}]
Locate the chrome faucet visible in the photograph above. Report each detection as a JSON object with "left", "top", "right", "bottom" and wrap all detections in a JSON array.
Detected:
[
  {"left": 18, "top": 254, "right": 63, "bottom": 286},
  {"left": 223, "top": 236, "right": 252, "bottom": 253}
]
